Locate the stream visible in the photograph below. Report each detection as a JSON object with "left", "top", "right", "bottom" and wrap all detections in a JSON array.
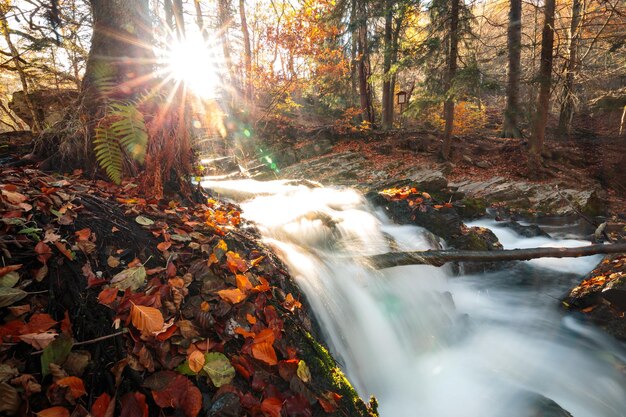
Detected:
[{"left": 202, "top": 179, "right": 626, "bottom": 417}]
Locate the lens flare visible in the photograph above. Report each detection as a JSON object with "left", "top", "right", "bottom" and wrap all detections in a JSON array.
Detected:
[{"left": 165, "top": 35, "right": 221, "bottom": 99}]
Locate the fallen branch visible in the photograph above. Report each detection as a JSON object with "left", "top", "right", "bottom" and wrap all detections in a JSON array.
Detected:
[{"left": 366, "top": 243, "right": 626, "bottom": 269}]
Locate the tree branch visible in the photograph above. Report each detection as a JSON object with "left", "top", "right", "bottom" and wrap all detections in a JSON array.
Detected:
[{"left": 366, "top": 243, "right": 626, "bottom": 269}]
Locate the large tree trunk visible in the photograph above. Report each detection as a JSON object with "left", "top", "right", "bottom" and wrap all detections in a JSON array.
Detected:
[
  {"left": 502, "top": 0, "right": 523, "bottom": 138},
  {"left": 557, "top": 0, "right": 583, "bottom": 138},
  {"left": 356, "top": 0, "right": 374, "bottom": 124},
  {"left": 440, "top": 0, "right": 459, "bottom": 160},
  {"left": 0, "top": 5, "right": 43, "bottom": 133},
  {"left": 381, "top": 0, "right": 393, "bottom": 130},
  {"left": 239, "top": 0, "right": 253, "bottom": 106},
  {"left": 529, "top": 0, "right": 556, "bottom": 175}
]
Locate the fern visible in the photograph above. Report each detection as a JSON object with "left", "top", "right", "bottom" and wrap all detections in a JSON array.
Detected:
[
  {"left": 93, "top": 100, "right": 149, "bottom": 184},
  {"left": 93, "top": 126, "right": 123, "bottom": 185}
]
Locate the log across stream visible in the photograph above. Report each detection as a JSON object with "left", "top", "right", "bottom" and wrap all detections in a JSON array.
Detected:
[{"left": 203, "top": 179, "right": 626, "bottom": 417}]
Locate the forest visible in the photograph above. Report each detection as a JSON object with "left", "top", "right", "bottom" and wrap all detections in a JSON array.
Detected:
[{"left": 1, "top": 0, "right": 625, "bottom": 417}]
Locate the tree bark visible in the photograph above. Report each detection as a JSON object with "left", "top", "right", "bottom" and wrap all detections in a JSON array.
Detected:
[
  {"left": 381, "top": 0, "right": 393, "bottom": 130},
  {"left": 0, "top": 5, "right": 43, "bottom": 133},
  {"left": 529, "top": 0, "right": 556, "bottom": 173},
  {"left": 440, "top": 0, "right": 459, "bottom": 160},
  {"left": 366, "top": 243, "right": 626, "bottom": 269},
  {"left": 239, "top": 0, "right": 253, "bottom": 106},
  {"left": 356, "top": 0, "right": 374, "bottom": 124},
  {"left": 557, "top": 0, "right": 583, "bottom": 138},
  {"left": 172, "top": 0, "right": 186, "bottom": 39},
  {"left": 502, "top": 0, "right": 522, "bottom": 138}
]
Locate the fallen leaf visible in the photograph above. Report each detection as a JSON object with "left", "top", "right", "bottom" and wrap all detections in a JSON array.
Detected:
[
  {"left": 135, "top": 215, "right": 154, "bottom": 226},
  {"left": 203, "top": 352, "right": 235, "bottom": 387},
  {"left": 7, "top": 304, "right": 30, "bottom": 316},
  {"left": 107, "top": 256, "right": 120, "bottom": 268},
  {"left": 35, "top": 242, "right": 53, "bottom": 264},
  {"left": 19, "top": 331, "right": 57, "bottom": 349},
  {"left": 22, "top": 313, "right": 57, "bottom": 333},
  {"left": 0, "top": 271, "right": 19, "bottom": 288},
  {"left": 98, "top": 287, "right": 119, "bottom": 305},
  {"left": 120, "top": 392, "right": 148, "bottom": 417},
  {"left": 91, "top": 393, "right": 113, "bottom": 417},
  {"left": 54, "top": 241, "right": 75, "bottom": 260},
  {"left": 261, "top": 397, "right": 283, "bottom": 417},
  {"left": 236, "top": 274, "right": 253, "bottom": 292},
  {"left": 74, "top": 228, "right": 91, "bottom": 241},
  {"left": 188, "top": 350, "right": 205, "bottom": 373},
  {"left": 0, "top": 287, "right": 28, "bottom": 308},
  {"left": 157, "top": 241, "right": 171, "bottom": 252},
  {"left": 130, "top": 303, "right": 164, "bottom": 334},
  {"left": 56, "top": 376, "right": 86, "bottom": 398},
  {"left": 111, "top": 266, "right": 146, "bottom": 291},
  {"left": 0, "top": 382, "right": 20, "bottom": 415},
  {"left": 144, "top": 372, "right": 202, "bottom": 417},
  {"left": 0, "top": 264, "right": 22, "bottom": 278},
  {"left": 1, "top": 189, "right": 27, "bottom": 204},
  {"left": 36, "top": 406, "right": 70, "bottom": 417},
  {"left": 217, "top": 288, "right": 247, "bottom": 304},
  {"left": 41, "top": 335, "right": 73, "bottom": 377},
  {"left": 226, "top": 251, "right": 248, "bottom": 273},
  {"left": 297, "top": 360, "right": 311, "bottom": 383}
]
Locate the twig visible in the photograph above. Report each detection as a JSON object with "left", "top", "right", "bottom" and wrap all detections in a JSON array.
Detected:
[{"left": 26, "top": 329, "right": 129, "bottom": 356}]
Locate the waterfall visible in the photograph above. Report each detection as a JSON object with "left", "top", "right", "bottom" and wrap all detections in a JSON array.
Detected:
[{"left": 202, "top": 179, "right": 626, "bottom": 417}]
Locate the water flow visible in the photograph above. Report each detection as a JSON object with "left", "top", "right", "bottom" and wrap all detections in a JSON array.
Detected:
[{"left": 203, "top": 179, "right": 626, "bottom": 417}]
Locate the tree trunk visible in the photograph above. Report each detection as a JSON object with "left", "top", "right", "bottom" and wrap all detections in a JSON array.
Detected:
[
  {"left": 557, "top": 0, "right": 583, "bottom": 138},
  {"left": 529, "top": 0, "right": 556, "bottom": 174},
  {"left": 381, "top": 0, "right": 393, "bottom": 130},
  {"left": 164, "top": 0, "right": 175, "bottom": 32},
  {"left": 0, "top": 6, "right": 43, "bottom": 133},
  {"left": 440, "top": 0, "right": 459, "bottom": 160},
  {"left": 356, "top": 0, "right": 374, "bottom": 124},
  {"left": 172, "top": 0, "right": 186, "bottom": 39},
  {"left": 239, "top": 0, "right": 253, "bottom": 106},
  {"left": 366, "top": 243, "right": 626, "bottom": 269},
  {"left": 350, "top": 0, "right": 358, "bottom": 107},
  {"left": 502, "top": 0, "right": 522, "bottom": 138}
]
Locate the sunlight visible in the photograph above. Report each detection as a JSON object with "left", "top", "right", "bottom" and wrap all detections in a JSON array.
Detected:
[{"left": 164, "top": 35, "right": 221, "bottom": 99}]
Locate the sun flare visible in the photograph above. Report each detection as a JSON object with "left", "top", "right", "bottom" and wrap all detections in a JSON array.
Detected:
[{"left": 165, "top": 35, "right": 221, "bottom": 99}]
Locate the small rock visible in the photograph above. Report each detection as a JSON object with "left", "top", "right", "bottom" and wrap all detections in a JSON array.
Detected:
[{"left": 475, "top": 160, "right": 491, "bottom": 169}]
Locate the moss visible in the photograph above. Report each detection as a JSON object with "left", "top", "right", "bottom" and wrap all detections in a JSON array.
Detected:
[
  {"left": 291, "top": 326, "right": 378, "bottom": 416},
  {"left": 457, "top": 198, "right": 487, "bottom": 219}
]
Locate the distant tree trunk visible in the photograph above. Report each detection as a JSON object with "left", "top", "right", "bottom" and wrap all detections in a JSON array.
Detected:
[
  {"left": 557, "top": 0, "right": 582, "bottom": 138},
  {"left": 218, "top": 0, "right": 236, "bottom": 95},
  {"left": 0, "top": 6, "right": 43, "bottom": 132},
  {"left": 239, "top": 0, "right": 253, "bottom": 105},
  {"left": 356, "top": 0, "right": 374, "bottom": 124},
  {"left": 194, "top": 0, "right": 209, "bottom": 41},
  {"left": 502, "top": 0, "right": 522, "bottom": 138},
  {"left": 164, "top": 0, "right": 175, "bottom": 31},
  {"left": 172, "top": 0, "right": 186, "bottom": 39},
  {"left": 382, "top": 0, "right": 393, "bottom": 130},
  {"left": 350, "top": 0, "right": 358, "bottom": 107},
  {"left": 440, "top": 0, "right": 459, "bottom": 160},
  {"left": 529, "top": 0, "right": 556, "bottom": 175}
]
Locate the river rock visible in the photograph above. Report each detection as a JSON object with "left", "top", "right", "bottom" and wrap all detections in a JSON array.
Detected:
[
  {"left": 500, "top": 220, "right": 550, "bottom": 238},
  {"left": 563, "top": 254, "right": 626, "bottom": 340}
]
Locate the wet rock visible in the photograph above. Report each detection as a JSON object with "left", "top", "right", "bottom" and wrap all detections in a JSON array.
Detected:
[
  {"left": 9, "top": 89, "right": 78, "bottom": 129},
  {"left": 475, "top": 160, "right": 491, "bottom": 169},
  {"left": 500, "top": 220, "right": 550, "bottom": 238},
  {"left": 563, "top": 254, "right": 626, "bottom": 340},
  {"left": 522, "top": 393, "right": 573, "bottom": 417}
]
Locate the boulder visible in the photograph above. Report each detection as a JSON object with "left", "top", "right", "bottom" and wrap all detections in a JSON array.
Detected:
[
  {"left": 500, "top": 220, "right": 550, "bottom": 238},
  {"left": 9, "top": 89, "right": 78, "bottom": 129}
]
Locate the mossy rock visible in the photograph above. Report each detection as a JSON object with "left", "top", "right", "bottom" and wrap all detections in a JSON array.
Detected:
[{"left": 456, "top": 198, "right": 487, "bottom": 219}]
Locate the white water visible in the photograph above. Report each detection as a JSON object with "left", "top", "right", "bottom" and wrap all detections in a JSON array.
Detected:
[{"left": 203, "top": 179, "right": 626, "bottom": 417}]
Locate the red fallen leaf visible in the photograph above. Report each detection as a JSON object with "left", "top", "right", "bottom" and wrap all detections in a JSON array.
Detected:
[
  {"left": 284, "top": 394, "right": 312, "bottom": 417},
  {"left": 35, "top": 241, "right": 53, "bottom": 264},
  {"left": 166, "top": 261, "right": 177, "bottom": 278},
  {"left": 251, "top": 341, "right": 278, "bottom": 366},
  {"left": 56, "top": 376, "right": 87, "bottom": 398},
  {"left": 54, "top": 241, "right": 75, "bottom": 260},
  {"left": 75, "top": 228, "right": 91, "bottom": 241},
  {"left": 21, "top": 313, "right": 57, "bottom": 334},
  {"left": 0, "top": 264, "right": 22, "bottom": 277},
  {"left": 144, "top": 372, "right": 202, "bottom": 417},
  {"left": 98, "top": 288, "right": 119, "bottom": 305},
  {"left": 155, "top": 323, "right": 178, "bottom": 341},
  {"left": 91, "top": 393, "right": 113, "bottom": 417},
  {"left": 36, "top": 406, "right": 70, "bottom": 417},
  {"left": 61, "top": 311, "right": 72, "bottom": 335},
  {"left": 231, "top": 355, "right": 254, "bottom": 380},
  {"left": 318, "top": 391, "right": 342, "bottom": 413},
  {"left": 444, "top": 202, "right": 453, "bottom": 208},
  {"left": 120, "top": 392, "right": 148, "bottom": 417},
  {"left": 261, "top": 397, "right": 283, "bottom": 417},
  {"left": 0, "top": 320, "right": 25, "bottom": 340},
  {"left": 127, "top": 258, "right": 142, "bottom": 268},
  {"left": 157, "top": 241, "right": 171, "bottom": 252}
]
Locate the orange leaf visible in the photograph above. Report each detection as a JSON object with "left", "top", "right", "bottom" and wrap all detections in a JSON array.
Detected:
[
  {"left": 283, "top": 293, "right": 302, "bottom": 311},
  {"left": 261, "top": 397, "right": 283, "bottom": 417},
  {"left": 22, "top": 313, "right": 57, "bottom": 334},
  {"left": 157, "top": 241, "right": 172, "bottom": 252},
  {"left": 226, "top": 251, "right": 248, "bottom": 273},
  {"left": 254, "top": 277, "right": 271, "bottom": 293},
  {"left": 37, "top": 406, "right": 70, "bottom": 417},
  {"left": 234, "top": 327, "right": 255, "bottom": 338},
  {"left": 217, "top": 288, "right": 247, "bottom": 304},
  {"left": 56, "top": 376, "right": 87, "bottom": 398},
  {"left": 54, "top": 241, "right": 75, "bottom": 260},
  {"left": 168, "top": 277, "right": 185, "bottom": 288},
  {"left": 422, "top": 192, "right": 431, "bottom": 199},
  {"left": 0, "top": 264, "right": 22, "bottom": 277},
  {"left": 130, "top": 303, "right": 164, "bottom": 334},
  {"left": 98, "top": 288, "right": 119, "bottom": 305},
  {"left": 91, "top": 393, "right": 113, "bottom": 417},
  {"left": 188, "top": 350, "right": 205, "bottom": 373},
  {"left": 252, "top": 341, "right": 278, "bottom": 366},
  {"left": 75, "top": 228, "right": 91, "bottom": 241},
  {"left": 246, "top": 313, "right": 256, "bottom": 324},
  {"left": 236, "top": 274, "right": 253, "bottom": 292}
]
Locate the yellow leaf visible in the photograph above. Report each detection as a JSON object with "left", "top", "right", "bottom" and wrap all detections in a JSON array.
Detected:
[{"left": 217, "top": 288, "right": 247, "bottom": 304}]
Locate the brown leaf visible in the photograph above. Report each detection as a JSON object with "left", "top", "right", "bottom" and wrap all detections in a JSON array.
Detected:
[
  {"left": 35, "top": 242, "right": 53, "bottom": 264},
  {"left": 146, "top": 372, "right": 202, "bottom": 417},
  {"left": 130, "top": 304, "right": 164, "bottom": 334},
  {"left": 1, "top": 189, "right": 27, "bottom": 204},
  {"left": 120, "top": 392, "right": 148, "bottom": 417}
]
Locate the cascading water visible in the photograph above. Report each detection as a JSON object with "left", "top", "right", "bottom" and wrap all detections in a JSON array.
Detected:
[{"left": 202, "top": 179, "right": 626, "bottom": 417}]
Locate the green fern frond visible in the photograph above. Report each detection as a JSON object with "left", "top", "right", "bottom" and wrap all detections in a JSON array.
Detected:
[
  {"left": 108, "top": 102, "right": 148, "bottom": 164},
  {"left": 93, "top": 126, "right": 123, "bottom": 184}
]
